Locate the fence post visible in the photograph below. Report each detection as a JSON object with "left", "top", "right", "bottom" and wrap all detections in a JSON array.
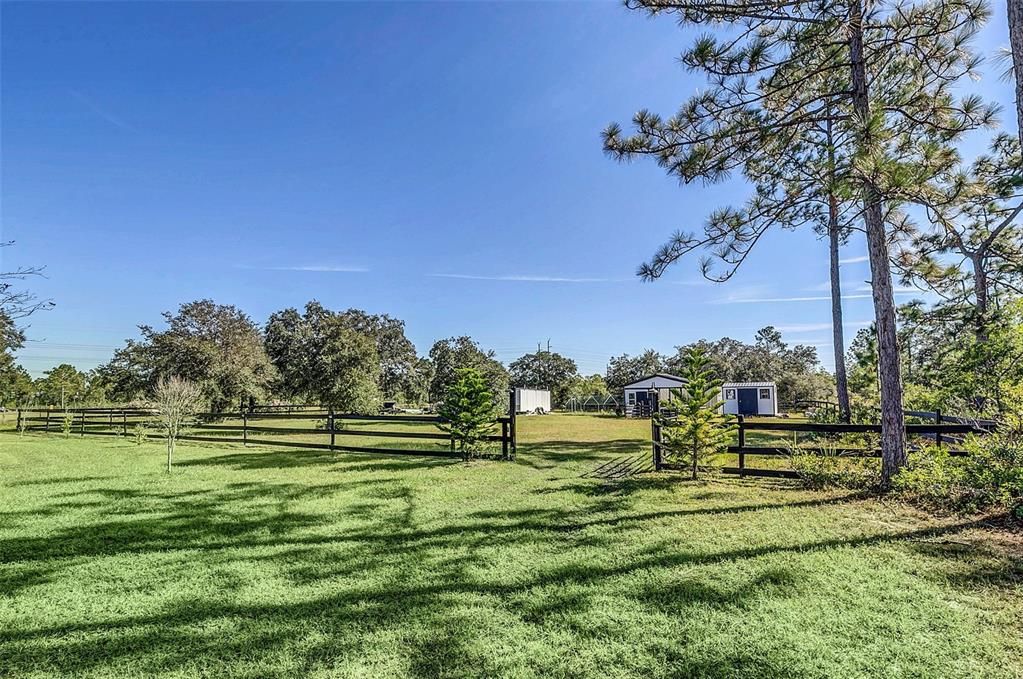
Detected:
[
  {"left": 242, "top": 410, "right": 248, "bottom": 447},
  {"left": 45, "top": 409, "right": 51, "bottom": 433},
  {"left": 501, "top": 420, "right": 509, "bottom": 460},
  {"left": 737, "top": 415, "right": 746, "bottom": 477},
  {"left": 16, "top": 408, "right": 22, "bottom": 432},
  {"left": 122, "top": 411, "right": 127, "bottom": 437},
  {"left": 651, "top": 417, "right": 662, "bottom": 471},
  {"left": 328, "top": 408, "right": 335, "bottom": 453},
  {"left": 508, "top": 389, "right": 517, "bottom": 460},
  {"left": 935, "top": 409, "right": 942, "bottom": 448},
  {"left": 80, "top": 410, "right": 85, "bottom": 437}
]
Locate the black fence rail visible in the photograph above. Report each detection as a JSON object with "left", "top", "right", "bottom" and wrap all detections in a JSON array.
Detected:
[
  {"left": 780, "top": 399, "right": 842, "bottom": 417},
  {"left": 18, "top": 395, "right": 518, "bottom": 460},
  {"left": 651, "top": 415, "right": 993, "bottom": 479}
]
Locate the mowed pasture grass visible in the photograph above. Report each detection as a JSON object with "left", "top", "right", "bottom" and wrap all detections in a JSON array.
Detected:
[{"left": 0, "top": 413, "right": 1020, "bottom": 678}]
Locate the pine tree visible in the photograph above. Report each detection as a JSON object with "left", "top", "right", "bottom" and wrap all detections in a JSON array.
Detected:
[
  {"left": 897, "top": 134, "right": 1023, "bottom": 343},
  {"left": 438, "top": 368, "right": 498, "bottom": 461},
  {"left": 1008, "top": 0, "right": 1023, "bottom": 147},
  {"left": 660, "top": 348, "right": 736, "bottom": 480},
  {"left": 603, "top": 0, "right": 995, "bottom": 486}
]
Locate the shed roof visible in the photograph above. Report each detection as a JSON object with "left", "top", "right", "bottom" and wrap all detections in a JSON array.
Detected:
[
  {"left": 723, "top": 382, "right": 776, "bottom": 388},
  {"left": 622, "top": 373, "right": 685, "bottom": 389}
]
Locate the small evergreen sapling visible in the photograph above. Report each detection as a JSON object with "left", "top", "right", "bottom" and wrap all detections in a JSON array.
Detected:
[
  {"left": 438, "top": 368, "right": 497, "bottom": 461},
  {"left": 661, "top": 348, "right": 735, "bottom": 479},
  {"left": 61, "top": 411, "right": 73, "bottom": 439},
  {"left": 133, "top": 423, "right": 149, "bottom": 446}
]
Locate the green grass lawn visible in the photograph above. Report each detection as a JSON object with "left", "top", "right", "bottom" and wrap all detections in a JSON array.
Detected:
[{"left": 1, "top": 413, "right": 1021, "bottom": 678}]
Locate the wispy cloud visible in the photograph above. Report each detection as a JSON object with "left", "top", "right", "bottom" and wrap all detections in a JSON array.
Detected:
[
  {"left": 70, "top": 89, "right": 136, "bottom": 131},
  {"left": 839, "top": 255, "right": 870, "bottom": 264},
  {"left": 429, "top": 273, "right": 628, "bottom": 283},
  {"left": 239, "top": 265, "right": 369, "bottom": 273},
  {"left": 805, "top": 279, "right": 870, "bottom": 292},
  {"left": 854, "top": 283, "right": 922, "bottom": 295}
]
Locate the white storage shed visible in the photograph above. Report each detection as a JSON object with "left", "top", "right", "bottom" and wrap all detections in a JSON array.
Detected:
[
  {"left": 622, "top": 373, "right": 686, "bottom": 417},
  {"left": 514, "top": 388, "right": 551, "bottom": 414},
  {"left": 720, "top": 382, "right": 778, "bottom": 416}
]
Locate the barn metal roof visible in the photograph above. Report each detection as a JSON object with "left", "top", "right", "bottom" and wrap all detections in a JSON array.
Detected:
[{"left": 722, "top": 382, "right": 776, "bottom": 388}]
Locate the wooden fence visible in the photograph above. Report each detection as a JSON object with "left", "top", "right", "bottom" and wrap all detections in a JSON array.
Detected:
[
  {"left": 651, "top": 415, "right": 994, "bottom": 479},
  {"left": 18, "top": 395, "right": 517, "bottom": 461}
]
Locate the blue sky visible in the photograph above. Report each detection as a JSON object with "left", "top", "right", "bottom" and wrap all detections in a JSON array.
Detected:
[{"left": 1, "top": 1, "right": 1015, "bottom": 377}]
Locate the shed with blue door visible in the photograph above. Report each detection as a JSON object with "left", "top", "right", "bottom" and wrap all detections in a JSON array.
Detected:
[{"left": 720, "top": 382, "right": 778, "bottom": 416}]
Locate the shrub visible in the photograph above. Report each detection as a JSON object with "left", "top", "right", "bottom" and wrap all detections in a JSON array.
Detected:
[
  {"left": 133, "top": 423, "right": 149, "bottom": 446},
  {"left": 805, "top": 400, "right": 879, "bottom": 452},
  {"left": 893, "top": 424, "right": 1023, "bottom": 517},
  {"left": 791, "top": 443, "right": 880, "bottom": 490},
  {"left": 61, "top": 412, "right": 74, "bottom": 439},
  {"left": 437, "top": 367, "right": 497, "bottom": 461}
]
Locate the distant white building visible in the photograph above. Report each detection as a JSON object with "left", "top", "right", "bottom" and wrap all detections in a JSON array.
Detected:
[
  {"left": 720, "top": 382, "right": 778, "bottom": 416},
  {"left": 514, "top": 388, "right": 551, "bottom": 414}
]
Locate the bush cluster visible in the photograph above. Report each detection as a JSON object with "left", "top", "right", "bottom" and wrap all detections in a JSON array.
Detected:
[
  {"left": 790, "top": 445, "right": 879, "bottom": 490},
  {"left": 893, "top": 426, "right": 1023, "bottom": 518}
]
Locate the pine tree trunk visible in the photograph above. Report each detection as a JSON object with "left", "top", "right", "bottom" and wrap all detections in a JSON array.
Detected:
[
  {"left": 825, "top": 111, "right": 851, "bottom": 423},
  {"left": 848, "top": 0, "right": 906, "bottom": 488},
  {"left": 828, "top": 195, "right": 851, "bottom": 423},
  {"left": 973, "top": 254, "right": 989, "bottom": 344},
  {"left": 691, "top": 438, "right": 698, "bottom": 480},
  {"left": 1009, "top": 0, "right": 1023, "bottom": 148}
]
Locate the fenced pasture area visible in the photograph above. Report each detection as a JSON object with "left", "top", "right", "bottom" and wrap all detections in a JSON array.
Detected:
[
  {"left": 1, "top": 413, "right": 1021, "bottom": 678},
  {"left": 16, "top": 405, "right": 517, "bottom": 459}
]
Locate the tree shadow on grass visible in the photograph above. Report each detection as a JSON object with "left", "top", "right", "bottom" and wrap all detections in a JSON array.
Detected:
[
  {"left": 905, "top": 524, "right": 1023, "bottom": 592},
  {"left": 633, "top": 565, "right": 800, "bottom": 616},
  {"left": 5, "top": 475, "right": 114, "bottom": 487},
  {"left": 0, "top": 485, "right": 875, "bottom": 574},
  {"left": 175, "top": 448, "right": 459, "bottom": 472},
  {"left": 0, "top": 511, "right": 1001, "bottom": 677},
  {"left": 517, "top": 439, "right": 649, "bottom": 471},
  {"left": 1, "top": 440, "right": 1015, "bottom": 679}
]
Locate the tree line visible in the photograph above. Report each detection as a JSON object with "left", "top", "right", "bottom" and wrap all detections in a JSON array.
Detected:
[{"left": 1, "top": 296, "right": 836, "bottom": 414}]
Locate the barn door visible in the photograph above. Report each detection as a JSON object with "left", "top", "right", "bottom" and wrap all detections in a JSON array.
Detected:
[{"left": 737, "top": 389, "right": 758, "bottom": 415}]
